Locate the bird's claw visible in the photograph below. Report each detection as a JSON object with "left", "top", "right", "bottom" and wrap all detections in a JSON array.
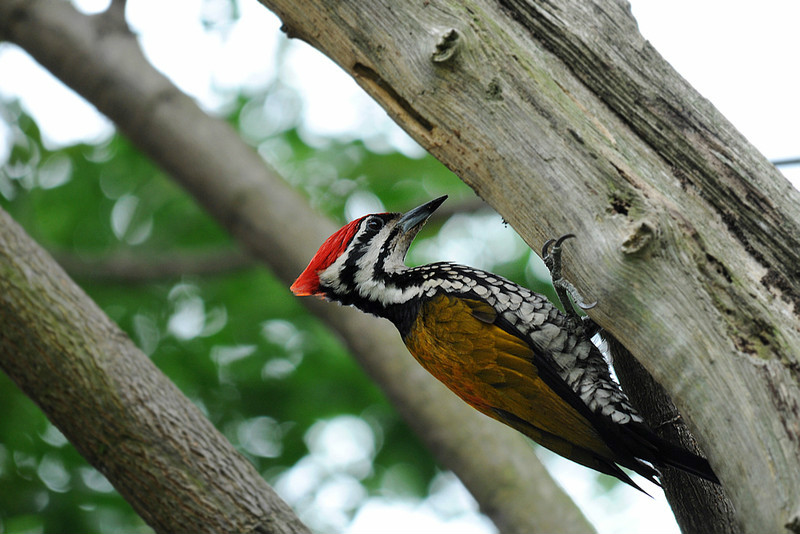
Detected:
[
  {"left": 541, "top": 233, "right": 575, "bottom": 270},
  {"left": 542, "top": 233, "right": 596, "bottom": 319}
]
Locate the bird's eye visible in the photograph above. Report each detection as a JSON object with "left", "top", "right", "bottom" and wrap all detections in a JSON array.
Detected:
[{"left": 365, "top": 217, "right": 384, "bottom": 232}]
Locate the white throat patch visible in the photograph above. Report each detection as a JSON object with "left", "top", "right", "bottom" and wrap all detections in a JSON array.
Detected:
[{"left": 317, "top": 220, "right": 423, "bottom": 306}]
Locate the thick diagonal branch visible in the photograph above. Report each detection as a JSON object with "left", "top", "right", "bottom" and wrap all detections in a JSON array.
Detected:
[
  {"left": 255, "top": 1, "right": 800, "bottom": 532},
  {"left": 0, "top": 1, "right": 594, "bottom": 532},
  {"left": 0, "top": 208, "right": 309, "bottom": 534}
]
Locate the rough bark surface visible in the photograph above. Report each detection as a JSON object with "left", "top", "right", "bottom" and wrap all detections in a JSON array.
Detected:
[
  {"left": 0, "top": 209, "right": 309, "bottom": 534},
  {"left": 608, "top": 337, "right": 740, "bottom": 534},
  {"left": 0, "top": 1, "right": 595, "bottom": 532},
  {"left": 253, "top": 1, "right": 800, "bottom": 533}
]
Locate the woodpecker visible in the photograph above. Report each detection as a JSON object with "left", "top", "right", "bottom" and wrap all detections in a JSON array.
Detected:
[{"left": 291, "top": 195, "right": 718, "bottom": 491}]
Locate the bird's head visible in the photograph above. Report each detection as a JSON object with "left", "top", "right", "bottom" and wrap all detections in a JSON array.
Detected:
[{"left": 290, "top": 196, "right": 447, "bottom": 304}]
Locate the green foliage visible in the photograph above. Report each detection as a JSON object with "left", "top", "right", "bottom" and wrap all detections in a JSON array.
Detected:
[{"left": 1, "top": 80, "right": 541, "bottom": 531}]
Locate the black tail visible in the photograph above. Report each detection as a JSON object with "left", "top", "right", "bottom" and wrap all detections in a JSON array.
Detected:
[
  {"left": 607, "top": 420, "right": 720, "bottom": 487},
  {"left": 653, "top": 433, "right": 719, "bottom": 484},
  {"left": 618, "top": 422, "right": 719, "bottom": 490}
]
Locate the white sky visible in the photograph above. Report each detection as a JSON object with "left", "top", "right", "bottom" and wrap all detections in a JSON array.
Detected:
[{"left": 1, "top": 1, "right": 798, "bottom": 533}]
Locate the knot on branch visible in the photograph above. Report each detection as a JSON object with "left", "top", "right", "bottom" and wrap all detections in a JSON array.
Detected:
[
  {"left": 431, "top": 28, "right": 460, "bottom": 63},
  {"left": 621, "top": 220, "right": 657, "bottom": 256}
]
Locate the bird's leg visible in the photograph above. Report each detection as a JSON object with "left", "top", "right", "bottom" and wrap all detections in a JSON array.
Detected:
[{"left": 542, "top": 234, "right": 597, "bottom": 326}]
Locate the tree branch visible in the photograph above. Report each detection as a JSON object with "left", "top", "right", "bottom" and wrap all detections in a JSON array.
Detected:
[
  {"left": 0, "top": 208, "right": 309, "bottom": 534},
  {"left": 253, "top": 1, "right": 800, "bottom": 532},
  {"left": 0, "top": 0, "right": 594, "bottom": 532},
  {"left": 607, "top": 336, "right": 740, "bottom": 534}
]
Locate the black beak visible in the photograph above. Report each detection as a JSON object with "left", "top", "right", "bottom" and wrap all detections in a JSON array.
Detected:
[{"left": 398, "top": 196, "right": 448, "bottom": 233}]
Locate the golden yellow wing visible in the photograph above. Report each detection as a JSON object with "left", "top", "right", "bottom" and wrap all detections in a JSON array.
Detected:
[{"left": 403, "top": 293, "right": 618, "bottom": 469}]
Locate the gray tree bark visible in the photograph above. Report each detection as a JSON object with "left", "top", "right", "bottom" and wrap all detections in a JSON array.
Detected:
[
  {"left": 255, "top": 1, "right": 800, "bottom": 533},
  {"left": 608, "top": 338, "right": 738, "bottom": 534},
  {"left": 0, "top": 208, "right": 310, "bottom": 534},
  {"left": 0, "top": 0, "right": 594, "bottom": 533}
]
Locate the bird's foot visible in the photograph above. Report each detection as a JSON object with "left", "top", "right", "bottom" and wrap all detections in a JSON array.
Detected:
[{"left": 542, "top": 234, "right": 596, "bottom": 320}]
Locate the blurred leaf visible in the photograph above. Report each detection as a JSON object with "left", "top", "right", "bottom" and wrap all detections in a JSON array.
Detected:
[{"left": 0, "top": 87, "right": 457, "bottom": 531}]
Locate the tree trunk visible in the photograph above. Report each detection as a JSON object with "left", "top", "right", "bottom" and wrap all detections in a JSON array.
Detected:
[
  {"left": 0, "top": 1, "right": 595, "bottom": 532},
  {"left": 0, "top": 207, "right": 309, "bottom": 534},
  {"left": 254, "top": 1, "right": 800, "bottom": 533},
  {"left": 608, "top": 337, "right": 740, "bottom": 534}
]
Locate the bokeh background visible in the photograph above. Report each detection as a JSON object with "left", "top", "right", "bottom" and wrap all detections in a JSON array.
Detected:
[{"left": 0, "top": 1, "right": 798, "bottom": 532}]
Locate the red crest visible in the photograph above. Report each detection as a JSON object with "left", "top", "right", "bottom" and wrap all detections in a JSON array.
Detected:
[{"left": 290, "top": 216, "right": 367, "bottom": 296}]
